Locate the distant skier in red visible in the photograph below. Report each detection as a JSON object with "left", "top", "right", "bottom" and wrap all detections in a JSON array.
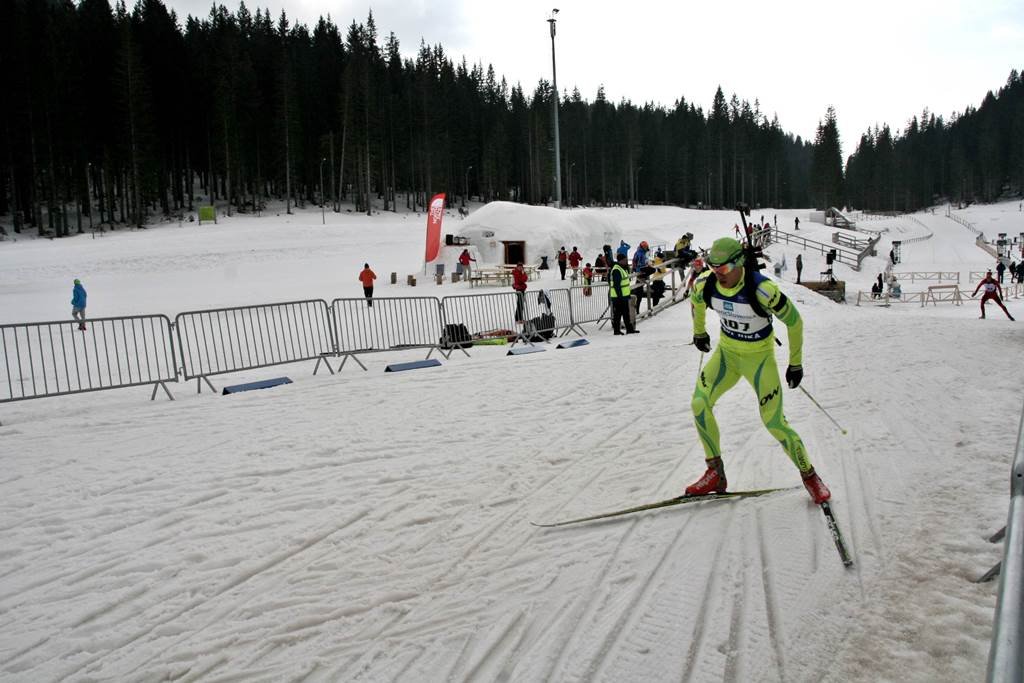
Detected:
[{"left": 972, "top": 271, "right": 1014, "bottom": 320}]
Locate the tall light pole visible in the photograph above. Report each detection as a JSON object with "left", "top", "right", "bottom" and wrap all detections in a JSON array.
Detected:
[
  {"left": 569, "top": 162, "right": 576, "bottom": 208},
  {"left": 634, "top": 166, "right": 643, "bottom": 208},
  {"left": 547, "top": 9, "right": 562, "bottom": 209},
  {"left": 463, "top": 164, "right": 473, "bottom": 207},
  {"left": 86, "top": 162, "right": 93, "bottom": 231},
  {"left": 319, "top": 157, "right": 326, "bottom": 224}
]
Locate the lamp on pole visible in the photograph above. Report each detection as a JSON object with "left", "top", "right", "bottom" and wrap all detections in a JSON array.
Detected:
[
  {"left": 319, "top": 157, "right": 326, "bottom": 224},
  {"left": 547, "top": 9, "right": 562, "bottom": 209},
  {"left": 634, "top": 166, "right": 643, "bottom": 208},
  {"left": 463, "top": 165, "right": 473, "bottom": 207}
]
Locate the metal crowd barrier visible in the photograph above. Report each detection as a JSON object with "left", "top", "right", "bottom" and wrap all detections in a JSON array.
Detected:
[
  {"left": 2, "top": 277, "right": 679, "bottom": 410},
  {"left": 175, "top": 300, "right": 334, "bottom": 392},
  {"left": 987, "top": 404, "right": 1024, "bottom": 682},
  {"left": 517, "top": 288, "right": 574, "bottom": 340},
  {"left": 1, "top": 315, "right": 177, "bottom": 403},
  {"left": 568, "top": 283, "right": 611, "bottom": 329},
  {"left": 330, "top": 296, "right": 446, "bottom": 370},
  {"left": 441, "top": 291, "right": 520, "bottom": 349}
]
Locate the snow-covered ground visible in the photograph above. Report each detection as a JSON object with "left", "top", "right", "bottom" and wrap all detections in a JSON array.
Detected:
[{"left": 1, "top": 200, "right": 1022, "bottom": 681}]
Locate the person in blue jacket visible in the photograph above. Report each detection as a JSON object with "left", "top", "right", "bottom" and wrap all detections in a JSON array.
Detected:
[
  {"left": 632, "top": 240, "right": 650, "bottom": 271},
  {"left": 71, "top": 279, "right": 87, "bottom": 330},
  {"left": 616, "top": 240, "right": 631, "bottom": 261}
]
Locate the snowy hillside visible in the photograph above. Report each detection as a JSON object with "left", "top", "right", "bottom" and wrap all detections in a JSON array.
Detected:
[{"left": 1, "top": 201, "right": 1022, "bottom": 682}]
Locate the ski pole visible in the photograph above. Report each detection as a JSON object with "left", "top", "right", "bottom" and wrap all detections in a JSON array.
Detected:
[
  {"left": 799, "top": 385, "right": 848, "bottom": 435},
  {"left": 698, "top": 351, "right": 705, "bottom": 375}
]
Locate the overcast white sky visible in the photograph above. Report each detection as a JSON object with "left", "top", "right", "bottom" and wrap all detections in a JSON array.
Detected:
[{"left": 165, "top": 0, "right": 1023, "bottom": 158}]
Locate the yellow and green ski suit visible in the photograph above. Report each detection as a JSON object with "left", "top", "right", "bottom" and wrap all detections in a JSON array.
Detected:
[{"left": 690, "top": 269, "right": 811, "bottom": 473}]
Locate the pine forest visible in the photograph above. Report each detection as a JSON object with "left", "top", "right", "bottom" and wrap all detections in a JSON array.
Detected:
[{"left": 1, "top": 0, "right": 1022, "bottom": 236}]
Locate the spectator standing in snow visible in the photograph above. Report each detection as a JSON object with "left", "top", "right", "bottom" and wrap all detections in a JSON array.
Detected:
[
  {"left": 632, "top": 241, "right": 650, "bottom": 272},
  {"left": 512, "top": 262, "right": 528, "bottom": 321},
  {"left": 996, "top": 260, "right": 1006, "bottom": 284},
  {"left": 1009, "top": 260, "right": 1017, "bottom": 283},
  {"left": 650, "top": 255, "right": 667, "bottom": 307},
  {"left": 632, "top": 267, "right": 650, "bottom": 314},
  {"left": 71, "top": 279, "right": 87, "bottom": 331},
  {"left": 359, "top": 263, "right": 377, "bottom": 307},
  {"left": 889, "top": 248, "right": 897, "bottom": 265},
  {"left": 557, "top": 246, "right": 568, "bottom": 280},
  {"left": 568, "top": 246, "right": 583, "bottom": 282},
  {"left": 458, "top": 249, "right": 476, "bottom": 280},
  {"left": 616, "top": 240, "right": 631, "bottom": 262},
  {"left": 795, "top": 254, "right": 803, "bottom": 284},
  {"left": 582, "top": 263, "right": 594, "bottom": 296},
  {"left": 610, "top": 253, "right": 637, "bottom": 335},
  {"left": 973, "top": 271, "right": 1014, "bottom": 320},
  {"left": 594, "top": 253, "right": 607, "bottom": 281},
  {"left": 794, "top": 216, "right": 800, "bottom": 231}
]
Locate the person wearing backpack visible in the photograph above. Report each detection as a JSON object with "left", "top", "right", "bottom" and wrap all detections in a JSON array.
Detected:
[{"left": 685, "top": 237, "right": 830, "bottom": 505}]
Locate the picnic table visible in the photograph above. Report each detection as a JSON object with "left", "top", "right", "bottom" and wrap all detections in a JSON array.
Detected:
[
  {"left": 468, "top": 264, "right": 540, "bottom": 288},
  {"left": 468, "top": 268, "right": 512, "bottom": 288}
]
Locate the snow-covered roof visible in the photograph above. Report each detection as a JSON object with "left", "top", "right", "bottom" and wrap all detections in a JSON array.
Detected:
[{"left": 456, "top": 201, "right": 621, "bottom": 265}]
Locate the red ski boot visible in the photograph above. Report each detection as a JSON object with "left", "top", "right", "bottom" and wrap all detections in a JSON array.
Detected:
[
  {"left": 802, "top": 468, "right": 831, "bottom": 504},
  {"left": 685, "top": 457, "right": 727, "bottom": 496}
]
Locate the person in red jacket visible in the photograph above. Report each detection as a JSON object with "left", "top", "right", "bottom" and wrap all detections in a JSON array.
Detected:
[
  {"left": 512, "top": 262, "right": 529, "bottom": 321},
  {"left": 359, "top": 263, "right": 377, "bottom": 307},
  {"left": 973, "top": 271, "right": 1014, "bottom": 320},
  {"left": 458, "top": 248, "right": 476, "bottom": 280},
  {"left": 567, "top": 246, "right": 583, "bottom": 282}
]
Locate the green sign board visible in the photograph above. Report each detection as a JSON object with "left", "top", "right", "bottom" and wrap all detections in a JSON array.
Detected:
[{"left": 198, "top": 206, "right": 216, "bottom": 224}]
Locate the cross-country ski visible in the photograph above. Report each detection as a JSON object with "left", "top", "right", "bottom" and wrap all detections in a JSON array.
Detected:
[{"left": 532, "top": 486, "right": 800, "bottom": 527}]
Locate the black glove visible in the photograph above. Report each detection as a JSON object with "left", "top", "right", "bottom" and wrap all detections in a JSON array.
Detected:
[
  {"left": 786, "top": 365, "right": 803, "bottom": 389},
  {"left": 693, "top": 333, "right": 711, "bottom": 353}
]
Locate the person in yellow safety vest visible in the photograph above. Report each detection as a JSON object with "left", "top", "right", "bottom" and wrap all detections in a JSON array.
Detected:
[{"left": 609, "top": 252, "right": 637, "bottom": 335}]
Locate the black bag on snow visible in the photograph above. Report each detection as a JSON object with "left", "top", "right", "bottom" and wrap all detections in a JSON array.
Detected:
[
  {"left": 524, "top": 313, "right": 556, "bottom": 342},
  {"left": 441, "top": 323, "right": 472, "bottom": 349}
]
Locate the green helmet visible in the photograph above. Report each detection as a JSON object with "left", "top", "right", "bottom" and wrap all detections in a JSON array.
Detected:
[{"left": 707, "top": 237, "right": 744, "bottom": 267}]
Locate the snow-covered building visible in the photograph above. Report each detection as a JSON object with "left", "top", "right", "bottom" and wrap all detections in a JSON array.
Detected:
[{"left": 453, "top": 201, "right": 621, "bottom": 267}]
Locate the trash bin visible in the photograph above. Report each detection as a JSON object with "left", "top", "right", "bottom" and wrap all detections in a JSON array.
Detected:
[{"left": 435, "top": 263, "right": 445, "bottom": 277}]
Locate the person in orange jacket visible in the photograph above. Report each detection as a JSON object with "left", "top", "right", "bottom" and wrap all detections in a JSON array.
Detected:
[{"left": 359, "top": 263, "right": 377, "bottom": 307}]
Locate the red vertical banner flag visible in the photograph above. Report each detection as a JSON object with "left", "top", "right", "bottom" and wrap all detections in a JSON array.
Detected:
[{"left": 424, "top": 193, "right": 446, "bottom": 263}]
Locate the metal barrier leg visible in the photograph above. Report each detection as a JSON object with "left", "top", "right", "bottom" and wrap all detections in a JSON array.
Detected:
[
  {"left": 429, "top": 344, "right": 468, "bottom": 360},
  {"left": 196, "top": 376, "right": 217, "bottom": 394},
  {"left": 336, "top": 354, "right": 368, "bottom": 372},
  {"left": 151, "top": 381, "right": 175, "bottom": 401},
  {"left": 313, "top": 355, "right": 336, "bottom": 375}
]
